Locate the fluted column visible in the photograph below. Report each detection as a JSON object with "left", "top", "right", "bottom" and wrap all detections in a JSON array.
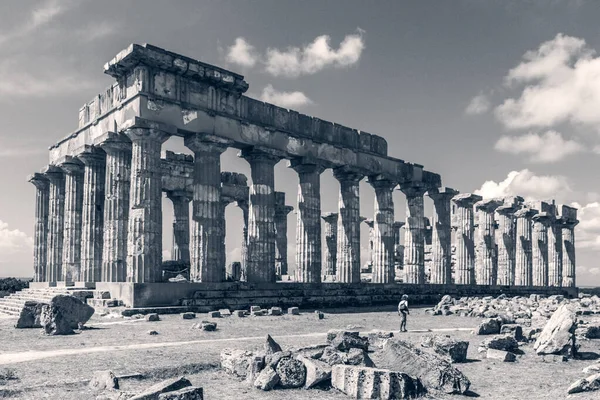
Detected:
[
  {"left": 532, "top": 212, "right": 552, "bottom": 287},
  {"left": 392, "top": 221, "right": 405, "bottom": 280},
  {"left": 321, "top": 213, "right": 338, "bottom": 277},
  {"left": 237, "top": 200, "right": 249, "bottom": 279},
  {"left": 548, "top": 210, "right": 563, "bottom": 287},
  {"left": 43, "top": 165, "right": 66, "bottom": 283},
  {"left": 99, "top": 133, "right": 131, "bottom": 282},
  {"left": 427, "top": 188, "right": 458, "bottom": 285},
  {"left": 560, "top": 205, "right": 578, "bottom": 288},
  {"left": 333, "top": 168, "right": 363, "bottom": 283},
  {"left": 452, "top": 193, "right": 482, "bottom": 285},
  {"left": 399, "top": 184, "right": 428, "bottom": 284},
  {"left": 166, "top": 190, "right": 192, "bottom": 266},
  {"left": 474, "top": 199, "right": 502, "bottom": 286},
  {"left": 363, "top": 219, "right": 375, "bottom": 271},
  {"left": 29, "top": 173, "right": 50, "bottom": 282},
  {"left": 274, "top": 192, "right": 293, "bottom": 278},
  {"left": 125, "top": 128, "right": 169, "bottom": 283},
  {"left": 240, "top": 147, "right": 282, "bottom": 283},
  {"left": 514, "top": 207, "right": 536, "bottom": 286},
  {"left": 290, "top": 159, "right": 324, "bottom": 283},
  {"left": 79, "top": 147, "right": 106, "bottom": 283},
  {"left": 496, "top": 204, "right": 518, "bottom": 286},
  {"left": 60, "top": 158, "right": 84, "bottom": 284},
  {"left": 369, "top": 177, "right": 396, "bottom": 284},
  {"left": 184, "top": 134, "right": 229, "bottom": 282}
]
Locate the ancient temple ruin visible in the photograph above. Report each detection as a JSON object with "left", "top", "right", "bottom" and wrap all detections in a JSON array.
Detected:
[{"left": 27, "top": 44, "right": 578, "bottom": 308}]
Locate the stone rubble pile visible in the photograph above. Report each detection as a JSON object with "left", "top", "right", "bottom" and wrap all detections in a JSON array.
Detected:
[
  {"left": 15, "top": 294, "right": 94, "bottom": 335},
  {"left": 91, "top": 373, "right": 203, "bottom": 400}
]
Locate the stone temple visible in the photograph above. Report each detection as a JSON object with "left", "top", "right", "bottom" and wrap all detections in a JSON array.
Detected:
[{"left": 24, "top": 44, "right": 578, "bottom": 310}]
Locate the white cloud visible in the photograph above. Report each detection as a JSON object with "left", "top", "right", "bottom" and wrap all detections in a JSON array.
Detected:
[
  {"left": 495, "top": 33, "right": 600, "bottom": 130},
  {"left": 494, "top": 130, "right": 585, "bottom": 163},
  {"left": 474, "top": 169, "right": 571, "bottom": 202},
  {"left": 0, "top": 221, "right": 33, "bottom": 258},
  {"left": 264, "top": 29, "right": 365, "bottom": 77},
  {"left": 259, "top": 84, "right": 313, "bottom": 108},
  {"left": 465, "top": 93, "right": 491, "bottom": 115},
  {"left": 226, "top": 37, "right": 258, "bottom": 68},
  {"left": 570, "top": 202, "right": 600, "bottom": 251},
  {"left": 0, "top": 0, "right": 69, "bottom": 46}
]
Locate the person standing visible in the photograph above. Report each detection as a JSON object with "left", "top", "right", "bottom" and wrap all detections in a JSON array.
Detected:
[{"left": 398, "top": 294, "right": 410, "bottom": 332}]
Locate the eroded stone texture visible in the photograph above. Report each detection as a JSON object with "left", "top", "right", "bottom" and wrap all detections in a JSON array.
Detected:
[
  {"left": 29, "top": 173, "right": 50, "bottom": 282},
  {"left": 166, "top": 190, "right": 191, "bottom": 265},
  {"left": 451, "top": 193, "right": 482, "bottom": 285},
  {"left": 99, "top": 132, "right": 131, "bottom": 282},
  {"left": 475, "top": 199, "right": 502, "bottom": 286},
  {"left": 400, "top": 184, "right": 428, "bottom": 284},
  {"left": 321, "top": 213, "right": 338, "bottom": 277},
  {"left": 333, "top": 168, "right": 363, "bottom": 283},
  {"left": 547, "top": 204, "right": 563, "bottom": 287},
  {"left": 43, "top": 165, "right": 66, "bottom": 283},
  {"left": 78, "top": 147, "right": 106, "bottom": 283},
  {"left": 495, "top": 198, "right": 521, "bottom": 286},
  {"left": 125, "top": 127, "right": 169, "bottom": 283},
  {"left": 241, "top": 147, "right": 282, "bottom": 283},
  {"left": 427, "top": 187, "right": 458, "bottom": 285},
  {"left": 514, "top": 207, "right": 536, "bottom": 286},
  {"left": 532, "top": 211, "right": 552, "bottom": 287},
  {"left": 369, "top": 176, "right": 396, "bottom": 284},
  {"left": 274, "top": 192, "right": 293, "bottom": 278},
  {"left": 561, "top": 205, "right": 579, "bottom": 288}
]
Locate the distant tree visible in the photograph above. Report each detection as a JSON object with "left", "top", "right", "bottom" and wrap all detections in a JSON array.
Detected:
[{"left": 0, "top": 278, "right": 29, "bottom": 293}]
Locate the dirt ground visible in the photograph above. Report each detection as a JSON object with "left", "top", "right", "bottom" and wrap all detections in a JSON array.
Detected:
[{"left": 0, "top": 306, "right": 599, "bottom": 399}]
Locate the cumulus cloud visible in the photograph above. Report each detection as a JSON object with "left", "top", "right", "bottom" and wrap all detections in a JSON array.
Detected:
[
  {"left": 494, "top": 130, "right": 585, "bottom": 163},
  {"left": 495, "top": 33, "right": 600, "bottom": 130},
  {"left": 259, "top": 84, "right": 313, "bottom": 108},
  {"left": 474, "top": 169, "right": 571, "bottom": 202},
  {"left": 0, "top": 0, "right": 69, "bottom": 46},
  {"left": 226, "top": 37, "right": 258, "bottom": 68},
  {"left": 465, "top": 93, "right": 491, "bottom": 115},
  {"left": 0, "top": 221, "right": 33, "bottom": 258},
  {"left": 571, "top": 202, "right": 600, "bottom": 251}
]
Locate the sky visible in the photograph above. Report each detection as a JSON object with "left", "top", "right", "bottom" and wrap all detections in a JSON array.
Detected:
[{"left": 1, "top": 0, "right": 600, "bottom": 285}]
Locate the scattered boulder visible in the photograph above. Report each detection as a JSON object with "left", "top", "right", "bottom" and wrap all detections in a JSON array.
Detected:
[
  {"left": 147, "top": 330, "right": 159, "bottom": 336},
  {"left": 265, "top": 334, "right": 282, "bottom": 355},
  {"left": 534, "top": 304, "right": 577, "bottom": 356},
  {"left": 181, "top": 312, "right": 195, "bottom": 320},
  {"left": 146, "top": 313, "right": 160, "bottom": 322},
  {"left": 208, "top": 311, "right": 221, "bottom": 318},
  {"left": 567, "top": 373, "right": 600, "bottom": 394},
  {"left": 344, "top": 348, "right": 375, "bottom": 367},
  {"left": 40, "top": 295, "right": 95, "bottom": 335},
  {"left": 15, "top": 301, "right": 46, "bottom": 329},
  {"left": 332, "top": 365, "right": 426, "bottom": 399},
  {"left": 366, "top": 331, "right": 394, "bottom": 350},
  {"left": 297, "top": 355, "right": 332, "bottom": 389},
  {"left": 380, "top": 339, "right": 470, "bottom": 394},
  {"left": 245, "top": 356, "right": 265, "bottom": 385},
  {"left": 288, "top": 307, "right": 300, "bottom": 315},
  {"left": 200, "top": 321, "right": 216, "bottom": 331},
  {"left": 576, "top": 325, "right": 600, "bottom": 339},
  {"left": 421, "top": 335, "right": 469, "bottom": 363},
  {"left": 157, "top": 386, "right": 203, "bottom": 399},
  {"left": 268, "top": 307, "right": 282, "bottom": 316},
  {"left": 89, "top": 370, "right": 119, "bottom": 392},
  {"left": 473, "top": 318, "right": 501, "bottom": 335},
  {"left": 315, "top": 311, "right": 324, "bottom": 320},
  {"left": 486, "top": 349, "right": 516, "bottom": 362},
  {"left": 219, "top": 309, "right": 231, "bottom": 317},
  {"left": 129, "top": 376, "right": 192, "bottom": 400},
  {"left": 500, "top": 324, "right": 525, "bottom": 341},
  {"left": 265, "top": 351, "right": 292, "bottom": 368},
  {"left": 328, "top": 330, "right": 369, "bottom": 352},
  {"left": 233, "top": 310, "right": 245, "bottom": 317},
  {"left": 275, "top": 357, "right": 307, "bottom": 389},
  {"left": 479, "top": 335, "right": 519, "bottom": 353},
  {"left": 320, "top": 347, "right": 346, "bottom": 366},
  {"left": 250, "top": 306, "right": 261, "bottom": 314},
  {"left": 220, "top": 349, "right": 257, "bottom": 378},
  {"left": 254, "top": 366, "right": 279, "bottom": 391}
]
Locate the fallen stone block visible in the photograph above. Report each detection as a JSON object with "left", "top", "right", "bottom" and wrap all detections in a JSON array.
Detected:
[
  {"left": 41, "top": 295, "right": 96, "bottom": 335},
  {"left": 146, "top": 313, "right": 160, "bottom": 322},
  {"left": 328, "top": 330, "right": 369, "bottom": 352},
  {"left": 265, "top": 334, "right": 282, "bottom": 355},
  {"left": 147, "top": 330, "right": 159, "bottom": 336},
  {"left": 220, "top": 349, "right": 256, "bottom": 378},
  {"left": 268, "top": 307, "right": 282, "bottom": 316},
  {"left": 380, "top": 339, "right": 470, "bottom": 394},
  {"left": 208, "top": 311, "right": 221, "bottom": 318},
  {"left": 332, "top": 365, "right": 426, "bottom": 399},
  {"left": 486, "top": 349, "right": 516, "bottom": 362},
  {"left": 15, "top": 301, "right": 46, "bottom": 329},
  {"left": 254, "top": 366, "right": 279, "bottom": 391},
  {"left": 500, "top": 324, "right": 525, "bottom": 341},
  {"left": 265, "top": 351, "right": 292, "bottom": 368},
  {"left": 297, "top": 355, "right": 331, "bottom": 389},
  {"left": 567, "top": 373, "right": 600, "bottom": 394},
  {"left": 479, "top": 335, "right": 519, "bottom": 353},
  {"left": 320, "top": 346, "right": 346, "bottom": 366},
  {"left": 245, "top": 356, "right": 265, "bottom": 385},
  {"left": 420, "top": 335, "right": 469, "bottom": 363},
  {"left": 473, "top": 318, "right": 501, "bottom": 335},
  {"left": 534, "top": 304, "right": 577, "bottom": 356},
  {"left": 250, "top": 305, "right": 261, "bottom": 313},
  {"left": 129, "top": 377, "right": 192, "bottom": 400},
  {"left": 219, "top": 309, "right": 231, "bottom": 317},
  {"left": 89, "top": 370, "right": 119, "bottom": 392},
  {"left": 233, "top": 310, "right": 245, "bottom": 317},
  {"left": 181, "top": 312, "right": 195, "bottom": 320},
  {"left": 366, "top": 331, "right": 394, "bottom": 350},
  {"left": 288, "top": 307, "right": 300, "bottom": 315},
  {"left": 200, "top": 321, "right": 216, "bottom": 331},
  {"left": 344, "top": 348, "right": 375, "bottom": 367},
  {"left": 276, "top": 357, "right": 306, "bottom": 389},
  {"left": 315, "top": 311, "right": 324, "bottom": 320},
  {"left": 157, "top": 386, "right": 203, "bottom": 399}
]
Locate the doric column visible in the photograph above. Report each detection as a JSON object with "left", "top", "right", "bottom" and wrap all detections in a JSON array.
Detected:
[
  {"left": 451, "top": 193, "right": 482, "bottom": 285},
  {"left": 184, "top": 134, "right": 229, "bottom": 282},
  {"left": 560, "top": 205, "right": 578, "bottom": 288},
  {"left": 399, "top": 183, "right": 428, "bottom": 284},
  {"left": 43, "top": 165, "right": 65, "bottom": 283},
  {"left": 29, "top": 173, "right": 50, "bottom": 282},
  {"left": 333, "top": 167, "right": 364, "bottom": 283},
  {"left": 78, "top": 147, "right": 106, "bottom": 283},
  {"left": 514, "top": 207, "right": 536, "bottom": 286},
  {"left": 392, "top": 221, "right": 405, "bottom": 280},
  {"left": 60, "top": 157, "right": 84, "bottom": 284},
  {"left": 98, "top": 133, "right": 131, "bottom": 282},
  {"left": 427, "top": 187, "right": 458, "bottom": 285},
  {"left": 496, "top": 203, "right": 518, "bottom": 286},
  {"left": 368, "top": 176, "right": 396, "bottom": 284},
  {"left": 321, "top": 213, "right": 338, "bottom": 277},
  {"left": 240, "top": 147, "right": 282, "bottom": 283},
  {"left": 166, "top": 190, "right": 192, "bottom": 266},
  {"left": 290, "top": 158, "right": 324, "bottom": 283},
  {"left": 124, "top": 127, "right": 169, "bottom": 283},
  {"left": 363, "top": 219, "right": 374, "bottom": 272},
  {"left": 547, "top": 206, "right": 563, "bottom": 287},
  {"left": 237, "top": 200, "right": 249, "bottom": 279},
  {"left": 474, "top": 199, "right": 502, "bottom": 286},
  {"left": 274, "top": 192, "right": 293, "bottom": 278},
  {"left": 532, "top": 212, "right": 552, "bottom": 287}
]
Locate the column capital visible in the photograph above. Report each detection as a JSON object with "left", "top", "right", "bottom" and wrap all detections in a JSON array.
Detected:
[
  {"left": 496, "top": 204, "right": 518, "bottom": 216},
  {"left": 76, "top": 145, "right": 106, "bottom": 166},
  {"left": 367, "top": 175, "right": 397, "bottom": 190},
  {"left": 288, "top": 157, "right": 326, "bottom": 175},
  {"left": 28, "top": 172, "right": 49, "bottom": 190},
  {"left": 96, "top": 132, "right": 132, "bottom": 154},
  {"left": 392, "top": 221, "right": 406, "bottom": 230},
  {"left": 166, "top": 189, "right": 192, "bottom": 202},
  {"left": 398, "top": 182, "right": 428, "bottom": 198},
  {"left": 123, "top": 127, "right": 170, "bottom": 144},
  {"left": 184, "top": 133, "right": 231, "bottom": 154},
  {"left": 558, "top": 218, "right": 579, "bottom": 228},
  {"left": 239, "top": 146, "right": 286, "bottom": 165},
  {"left": 333, "top": 166, "right": 364, "bottom": 183},
  {"left": 452, "top": 193, "right": 482, "bottom": 207},
  {"left": 474, "top": 198, "right": 503, "bottom": 212},
  {"left": 57, "top": 156, "right": 84, "bottom": 175},
  {"left": 41, "top": 164, "right": 65, "bottom": 182},
  {"left": 426, "top": 187, "right": 459, "bottom": 201},
  {"left": 275, "top": 205, "right": 294, "bottom": 219},
  {"left": 532, "top": 211, "right": 554, "bottom": 224},
  {"left": 321, "top": 212, "right": 338, "bottom": 224},
  {"left": 514, "top": 207, "right": 538, "bottom": 219}
]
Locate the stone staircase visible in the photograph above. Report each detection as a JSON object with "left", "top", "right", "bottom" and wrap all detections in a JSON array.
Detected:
[{"left": 0, "top": 287, "right": 92, "bottom": 317}]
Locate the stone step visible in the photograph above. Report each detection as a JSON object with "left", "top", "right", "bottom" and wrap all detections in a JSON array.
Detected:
[{"left": 87, "top": 298, "right": 122, "bottom": 308}]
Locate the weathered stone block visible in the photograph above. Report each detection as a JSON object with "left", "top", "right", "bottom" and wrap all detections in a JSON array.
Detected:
[
  {"left": 146, "top": 313, "right": 160, "bottom": 322},
  {"left": 15, "top": 301, "right": 47, "bottom": 329},
  {"left": 157, "top": 386, "right": 203, "bottom": 399},
  {"left": 182, "top": 312, "right": 196, "bottom": 320},
  {"left": 534, "top": 304, "right": 577, "bottom": 356},
  {"left": 233, "top": 310, "right": 245, "bottom": 317},
  {"left": 421, "top": 335, "right": 469, "bottom": 363},
  {"left": 220, "top": 349, "right": 256, "bottom": 378},
  {"left": 276, "top": 357, "right": 306, "bottom": 389},
  {"left": 208, "top": 311, "right": 221, "bottom": 318},
  {"left": 254, "top": 366, "right": 279, "bottom": 391},
  {"left": 129, "top": 377, "right": 192, "bottom": 400},
  {"left": 268, "top": 307, "right": 282, "bottom": 316},
  {"left": 297, "top": 355, "right": 332, "bottom": 389},
  {"left": 89, "top": 370, "right": 119, "bottom": 392},
  {"left": 331, "top": 365, "right": 426, "bottom": 399},
  {"left": 288, "top": 307, "right": 300, "bottom": 315},
  {"left": 486, "top": 349, "right": 516, "bottom": 362}
]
